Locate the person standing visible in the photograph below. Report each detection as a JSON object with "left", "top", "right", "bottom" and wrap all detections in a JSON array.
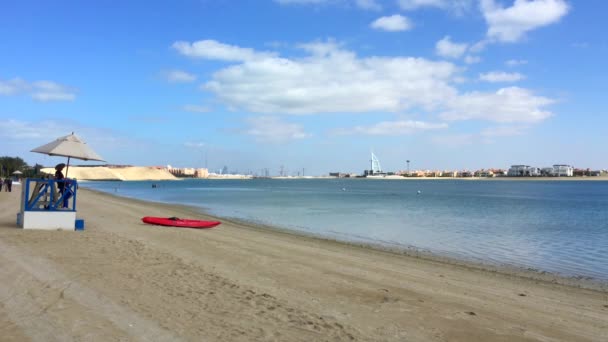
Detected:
[
  {"left": 54, "top": 163, "right": 70, "bottom": 207},
  {"left": 6, "top": 178, "right": 11, "bottom": 192},
  {"left": 0, "top": 178, "right": 3, "bottom": 192}
]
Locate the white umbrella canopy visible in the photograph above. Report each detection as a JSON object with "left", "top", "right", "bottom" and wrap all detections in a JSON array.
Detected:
[
  {"left": 31, "top": 132, "right": 105, "bottom": 177},
  {"left": 12, "top": 170, "right": 23, "bottom": 175}
]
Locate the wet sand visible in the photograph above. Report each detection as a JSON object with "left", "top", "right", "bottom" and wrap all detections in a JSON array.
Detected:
[{"left": 1, "top": 186, "right": 607, "bottom": 341}]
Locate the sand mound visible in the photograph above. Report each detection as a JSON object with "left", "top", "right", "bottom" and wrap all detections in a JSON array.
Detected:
[{"left": 40, "top": 166, "right": 178, "bottom": 181}]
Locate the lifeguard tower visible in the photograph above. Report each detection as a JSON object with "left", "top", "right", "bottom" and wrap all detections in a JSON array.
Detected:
[
  {"left": 18, "top": 178, "right": 80, "bottom": 230},
  {"left": 20, "top": 132, "right": 104, "bottom": 230}
]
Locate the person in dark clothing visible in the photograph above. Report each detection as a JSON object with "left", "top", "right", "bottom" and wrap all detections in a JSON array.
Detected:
[
  {"left": 6, "top": 178, "right": 11, "bottom": 192},
  {"left": 54, "top": 163, "right": 71, "bottom": 207},
  {"left": 0, "top": 178, "right": 3, "bottom": 191}
]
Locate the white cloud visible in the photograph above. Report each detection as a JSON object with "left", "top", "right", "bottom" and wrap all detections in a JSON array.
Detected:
[
  {"left": 0, "top": 78, "right": 28, "bottom": 95},
  {"left": 480, "top": 125, "right": 528, "bottom": 137},
  {"left": 481, "top": 0, "right": 570, "bottom": 42},
  {"left": 274, "top": 0, "right": 327, "bottom": 4},
  {"left": 182, "top": 104, "right": 211, "bottom": 113},
  {"left": 189, "top": 39, "right": 458, "bottom": 114},
  {"left": 398, "top": 0, "right": 447, "bottom": 10},
  {"left": 245, "top": 116, "right": 311, "bottom": 143},
  {"left": 469, "top": 39, "right": 489, "bottom": 53},
  {"left": 506, "top": 59, "right": 528, "bottom": 67},
  {"left": 0, "top": 78, "right": 76, "bottom": 102},
  {"left": 370, "top": 15, "right": 413, "bottom": 32},
  {"left": 31, "top": 92, "right": 76, "bottom": 102},
  {"left": 479, "top": 71, "right": 525, "bottom": 82},
  {"left": 356, "top": 0, "right": 381, "bottom": 10},
  {"left": 435, "top": 36, "right": 468, "bottom": 58},
  {"left": 398, "top": 0, "right": 473, "bottom": 13},
  {"left": 166, "top": 70, "right": 197, "bottom": 83},
  {"left": 175, "top": 39, "right": 555, "bottom": 128},
  {"left": 0, "top": 119, "right": 65, "bottom": 140},
  {"left": 172, "top": 40, "right": 276, "bottom": 62},
  {"left": 334, "top": 120, "right": 447, "bottom": 135},
  {"left": 464, "top": 55, "right": 481, "bottom": 64},
  {"left": 441, "top": 87, "right": 553, "bottom": 123},
  {"left": 431, "top": 133, "right": 475, "bottom": 146},
  {"left": 274, "top": 0, "right": 381, "bottom": 10}
]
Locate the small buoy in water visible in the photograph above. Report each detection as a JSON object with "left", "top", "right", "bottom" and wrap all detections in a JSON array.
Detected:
[
  {"left": 341, "top": 187, "right": 346, "bottom": 191},
  {"left": 417, "top": 190, "right": 422, "bottom": 194}
]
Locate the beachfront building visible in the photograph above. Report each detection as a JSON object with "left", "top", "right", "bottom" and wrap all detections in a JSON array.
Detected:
[
  {"left": 541, "top": 167, "right": 554, "bottom": 176},
  {"left": 441, "top": 171, "right": 458, "bottom": 177},
  {"left": 552, "top": 164, "right": 574, "bottom": 177},
  {"left": 167, "top": 165, "right": 209, "bottom": 178},
  {"left": 474, "top": 170, "right": 495, "bottom": 177},
  {"left": 457, "top": 171, "right": 474, "bottom": 177},
  {"left": 507, "top": 165, "right": 541, "bottom": 177},
  {"left": 574, "top": 169, "right": 603, "bottom": 177},
  {"left": 329, "top": 172, "right": 352, "bottom": 178},
  {"left": 364, "top": 152, "right": 388, "bottom": 177},
  {"left": 195, "top": 168, "right": 209, "bottom": 178}
]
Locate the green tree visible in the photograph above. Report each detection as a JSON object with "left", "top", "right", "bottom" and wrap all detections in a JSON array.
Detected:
[{"left": 0, "top": 156, "right": 29, "bottom": 177}]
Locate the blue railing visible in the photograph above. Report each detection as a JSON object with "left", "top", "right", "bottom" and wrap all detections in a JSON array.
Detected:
[{"left": 23, "top": 178, "right": 77, "bottom": 211}]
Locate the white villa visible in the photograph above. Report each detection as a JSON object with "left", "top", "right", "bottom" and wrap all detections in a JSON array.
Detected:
[
  {"left": 508, "top": 164, "right": 574, "bottom": 177},
  {"left": 507, "top": 165, "right": 541, "bottom": 177},
  {"left": 552, "top": 164, "right": 574, "bottom": 177}
]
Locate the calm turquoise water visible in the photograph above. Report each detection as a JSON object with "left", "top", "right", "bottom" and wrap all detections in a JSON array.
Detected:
[{"left": 82, "top": 179, "right": 608, "bottom": 281}]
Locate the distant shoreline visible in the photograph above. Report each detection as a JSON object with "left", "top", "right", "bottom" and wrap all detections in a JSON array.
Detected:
[{"left": 270, "top": 176, "right": 608, "bottom": 181}]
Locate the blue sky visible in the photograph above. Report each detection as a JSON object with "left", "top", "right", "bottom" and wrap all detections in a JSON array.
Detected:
[{"left": 1, "top": 0, "right": 606, "bottom": 175}]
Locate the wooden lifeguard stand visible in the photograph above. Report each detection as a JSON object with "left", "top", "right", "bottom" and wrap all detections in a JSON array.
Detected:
[{"left": 18, "top": 178, "right": 78, "bottom": 230}]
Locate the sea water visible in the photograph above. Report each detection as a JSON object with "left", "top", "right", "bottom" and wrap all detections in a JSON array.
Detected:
[{"left": 83, "top": 179, "right": 608, "bottom": 281}]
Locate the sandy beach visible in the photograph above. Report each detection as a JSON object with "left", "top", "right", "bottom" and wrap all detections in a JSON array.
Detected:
[{"left": 1, "top": 185, "right": 607, "bottom": 341}]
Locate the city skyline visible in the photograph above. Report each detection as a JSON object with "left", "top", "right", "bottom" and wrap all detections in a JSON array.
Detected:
[{"left": 2, "top": 1, "right": 607, "bottom": 175}]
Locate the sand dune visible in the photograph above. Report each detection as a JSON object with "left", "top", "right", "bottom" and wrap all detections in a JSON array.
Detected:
[{"left": 40, "top": 166, "right": 178, "bottom": 181}]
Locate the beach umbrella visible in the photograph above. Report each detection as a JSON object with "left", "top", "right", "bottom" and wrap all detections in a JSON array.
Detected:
[
  {"left": 12, "top": 170, "right": 23, "bottom": 175},
  {"left": 31, "top": 132, "right": 105, "bottom": 177}
]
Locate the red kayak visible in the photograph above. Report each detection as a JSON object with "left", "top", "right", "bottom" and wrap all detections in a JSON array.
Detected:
[{"left": 141, "top": 216, "right": 221, "bottom": 229}]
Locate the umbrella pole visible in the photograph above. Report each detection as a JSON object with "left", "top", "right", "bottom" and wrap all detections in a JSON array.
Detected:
[{"left": 66, "top": 157, "right": 71, "bottom": 178}]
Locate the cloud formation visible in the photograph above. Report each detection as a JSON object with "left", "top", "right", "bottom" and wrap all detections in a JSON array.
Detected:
[
  {"left": 176, "top": 40, "right": 458, "bottom": 114},
  {"left": 481, "top": 0, "right": 570, "bottom": 42},
  {"left": 172, "top": 40, "right": 276, "bottom": 62},
  {"left": 0, "top": 119, "right": 65, "bottom": 140},
  {"left": 173, "top": 39, "right": 554, "bottom": 126},
  {"left": 370, "top": 15, "right": 413, "bottom": 32},
  {"left": 435, "top": 36, "right": 468, "bottom": 58},
  {"left": 274, "top": 0, "right": 327, "bottom": 4},
  {"left": 398, "top": 0, "right": 473, "bottom": 13},
  {"left": 479, "top": 71, "right": 525, "bottom": 82},
  {"left": 441, "top": 87, "right": 553, "bottom": 123},
  {"left": 166, "top": 70, "right": 197, "bottom": 83},
  {"left": 275, "top": 0, "right": 381, "bottom": 10},
  {"left": 480, "top": 125, "right": 528, "bottom": 137},
  {"left": 245, "top": 116, "right": 311, "bottom": 143},
  {"left": 334, "top": 120, "right": 448, "bottom": 135},
  {"left": 0, "top": 78, "right": 76, "bottom": 102},
  {"left": 355, "top": 0, "right": 381, "bottom": 10},
  {"left": 506, "top": 59, "right": 528, "bottom": 66}
]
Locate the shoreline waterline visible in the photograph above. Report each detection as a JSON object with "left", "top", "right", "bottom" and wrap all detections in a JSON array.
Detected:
[
  {"left": 82, "top": 178, "right": 608, "bottom": 283},
  {"left": 82, "top": 186, "right": 608, "bottom": 291}
]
